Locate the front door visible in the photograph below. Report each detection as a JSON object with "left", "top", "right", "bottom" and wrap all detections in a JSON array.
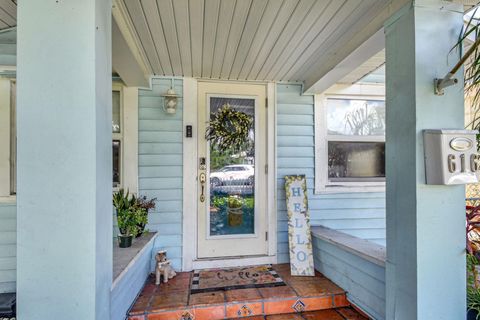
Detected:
[{"left": 197, "top": 82, "right": 268, "bottom": 258}]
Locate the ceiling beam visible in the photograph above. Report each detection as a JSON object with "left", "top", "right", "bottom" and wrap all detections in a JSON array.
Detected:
[
  {"left": 304, "top": 28, "right": 384, "bottom": 94},
  {"left": 112, "top": 19, "right": 149, "bottom": 87},
  {"left": 112, "top": 0, "right": 151, "bottom": 87},
  {"left": 303, "top": 0, "right": 410, "bottom": 94}
]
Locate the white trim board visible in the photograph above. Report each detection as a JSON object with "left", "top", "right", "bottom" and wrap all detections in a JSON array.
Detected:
[
  {"left": 182, "top": 77, "right": 198, "bottom": 272},
  {"left": 192, "top": 255, "right": 277, "bottom": 270}
]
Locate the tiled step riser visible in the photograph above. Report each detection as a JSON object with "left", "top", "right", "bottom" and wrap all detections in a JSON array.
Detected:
[{"left": 129, "top": 293, "right": 349, "bottom": 320}]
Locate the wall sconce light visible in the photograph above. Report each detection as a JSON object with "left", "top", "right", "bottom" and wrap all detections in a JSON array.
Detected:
[{"left": 161, "top": 88, "right": 181, "bottom": 114}]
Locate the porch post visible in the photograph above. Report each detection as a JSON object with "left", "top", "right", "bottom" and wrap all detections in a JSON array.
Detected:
[
  {"left": 16, "top": 1, "right": 112, "bottom": 319},
  {"left": 385, "top": 1, "right": 465, "bottom": 319}
]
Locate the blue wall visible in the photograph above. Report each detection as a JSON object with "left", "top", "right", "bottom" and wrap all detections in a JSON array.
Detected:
[
  {"left": 275, "top": 83, "right": 386, "bottom": 264},
  {"left": 138, "top": 78, "right": 183, "bottom": 271},
  {"left": 0, "top": 29, "right": 16, "bottom": 66},
  {"left": 0, "top": 80, "right": 387, "bottom": 294},
  {"left": 0, "top": 202, "right": 15, "bottom": 293},
  {"left": 312, "top": 234, "right": 385, "bottom": 319}
]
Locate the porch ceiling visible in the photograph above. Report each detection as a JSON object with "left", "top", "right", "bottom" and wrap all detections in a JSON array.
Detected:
[
  {"left": 115, "top": 0, "right": 406, "bottom": 84},
  {"left": 0, "top": 1, "right": 15, "bottom": 30}
]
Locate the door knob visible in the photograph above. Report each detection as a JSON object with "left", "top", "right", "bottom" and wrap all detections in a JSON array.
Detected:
[{"left": 199, "top": 173, "right": 206, "bottom": 202}]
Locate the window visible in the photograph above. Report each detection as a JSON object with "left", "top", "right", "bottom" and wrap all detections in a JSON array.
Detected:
[
  {"left": 111, "top": 84, "right": 138, "bottom": 192},
  {"left": 112, "top": 90, "right": 122, "bottom": 189},
  {"left": 315, "top": 91, "right": 385, "bottom": 193},
  {"left": 0, "top": 82, "right": 137, "bottom": 199}
]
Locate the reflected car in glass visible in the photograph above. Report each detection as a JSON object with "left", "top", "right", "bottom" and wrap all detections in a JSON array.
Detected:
[{"left": 210, "top": 164, "right": 254, "bottom": 186}]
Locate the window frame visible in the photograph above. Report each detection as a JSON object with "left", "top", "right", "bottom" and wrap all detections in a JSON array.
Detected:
[
  {"left": 314, "top": 87, "right": 386, "bottom": 194},
  {"left": 10, "top": 80, "right": 16, "bottom": 195},
  {"left": 112, "top": 86, "right": 123, "bottom": 191}
]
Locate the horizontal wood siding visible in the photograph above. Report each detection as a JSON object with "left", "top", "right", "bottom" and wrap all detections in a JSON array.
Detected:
[
  {"left": 313, "top": 236, "right": 385, "bottom": 319},
  {"left": 0, "top": 202, "right": 16, "bottom": 293},
  {"left": 138, "top": 78, "right": 183, "bottom": 271},
  {"left": 276, "top": 83, "right": 386, "bottom": 264},
  {"left": 110, "top": 237, "right": 155, "bottom": 320}
]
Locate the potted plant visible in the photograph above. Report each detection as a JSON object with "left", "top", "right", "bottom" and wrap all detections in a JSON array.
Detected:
[
  {"left": 468, "top": 254, "right": 480, "bottom": 320},
  {"left": 135, "top": 195, "right": 157, "bottom": 237},
  {"left": 113, "top": 189, "right": 141, "bottom": 248},
  {"left": 227, "top": 195, "right": 243, "bottom": 227}
]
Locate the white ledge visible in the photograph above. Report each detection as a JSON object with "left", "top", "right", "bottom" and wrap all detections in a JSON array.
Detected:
[
  {"left": 311, "top": 226, "right": 386, "bottom": 267},
  {"left": 111, "top": 232, "right": 158, "bottom": 289}
]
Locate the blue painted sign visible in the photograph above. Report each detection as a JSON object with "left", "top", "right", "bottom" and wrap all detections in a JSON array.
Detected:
[{"left": 285, "top": 175, "right": 314, "bottom": 276}]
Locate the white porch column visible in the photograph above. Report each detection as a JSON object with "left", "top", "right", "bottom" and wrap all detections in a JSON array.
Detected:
[
  {"left": 16, "top": 1, "right": 112, "bottom": 319},
  {"left": 385, "top": 1, "right": 465, "bottom": 319}
]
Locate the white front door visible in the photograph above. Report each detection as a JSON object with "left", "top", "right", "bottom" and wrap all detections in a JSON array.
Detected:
[{"left": 197, "top": 81, "right": 268, "bottom": 258}]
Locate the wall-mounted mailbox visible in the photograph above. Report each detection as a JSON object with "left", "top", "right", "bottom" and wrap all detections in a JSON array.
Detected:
[{"left": 423, "top": 129, "right": 479, "bottom": 185}]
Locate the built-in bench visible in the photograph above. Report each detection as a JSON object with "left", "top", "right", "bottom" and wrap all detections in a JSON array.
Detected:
[
  {"left": 111, "top": 232, "right": 158, "bottom": 320},
  {"left": 311, "top": 226, "right": 386, "bottom": 320}
]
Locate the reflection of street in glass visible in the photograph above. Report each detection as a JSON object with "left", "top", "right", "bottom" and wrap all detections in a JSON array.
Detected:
[
  {"left": 210, "top": 164, "right": 254, "bottom": 187},
  {"left": 207, "top": 97, "right": 256, "bottom": 236}
]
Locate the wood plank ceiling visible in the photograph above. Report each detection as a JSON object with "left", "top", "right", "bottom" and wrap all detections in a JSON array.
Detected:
[
  {"left": 1, "top": 1, "right": 472, "bottom": 85},
  {"left": 0, "top": 0, "right": 16, "bottom": 30},
  {"left": 120, "top": 0, "right": 391, "bottom": 82}
]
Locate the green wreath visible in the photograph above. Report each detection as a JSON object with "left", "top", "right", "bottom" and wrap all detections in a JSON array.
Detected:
[{"left": 205, "top": 104, "right": 253, "bottom": 152}]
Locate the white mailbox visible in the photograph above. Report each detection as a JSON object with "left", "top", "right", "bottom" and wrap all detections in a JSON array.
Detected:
[{"left": 423, "top": 129, "right": 479, "bottom": 185}]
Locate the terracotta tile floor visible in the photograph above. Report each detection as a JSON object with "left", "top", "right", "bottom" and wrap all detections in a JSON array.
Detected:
[{"left": 128, "top": 264, "right": 369, "bottom": 320}]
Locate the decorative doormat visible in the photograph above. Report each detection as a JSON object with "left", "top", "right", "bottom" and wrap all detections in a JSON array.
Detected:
[{"left": 190, "top": 265, "right": 285, "bottom": 294}]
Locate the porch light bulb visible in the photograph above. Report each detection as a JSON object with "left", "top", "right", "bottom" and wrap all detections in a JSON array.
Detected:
[{"left": 162, "top": 88, "right": 179, "bottom": 114}]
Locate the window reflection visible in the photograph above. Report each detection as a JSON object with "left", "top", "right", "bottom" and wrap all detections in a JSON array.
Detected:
[
  {"left": 328, "top": 141, "right": 385, "bottom": 181},
  {"left": 208, "top": 97, "right": 256, "bottom": 236}
]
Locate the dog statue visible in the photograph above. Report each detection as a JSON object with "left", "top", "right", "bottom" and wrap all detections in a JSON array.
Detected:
[{"left": 155, "top": 250, "right": 176, "bottom": 285}]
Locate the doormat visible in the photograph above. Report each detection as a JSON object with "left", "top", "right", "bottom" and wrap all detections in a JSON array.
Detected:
[{"left": 190, "top": 265, "right": 285, "bottom": 294}]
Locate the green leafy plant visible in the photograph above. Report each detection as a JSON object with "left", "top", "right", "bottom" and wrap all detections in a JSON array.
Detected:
[
  {"left": 206, "top": 104, "right": 253, "bottom": 153},
  {"left": 468, "top": 253, "right": 480, "bottom": 319},
  {"left": 113, "top": 189, "right": 145, "bottom": 237},
  {"left": 227, "top": 195, "right": 243, "bottom": 209},
  {"left": 135, "top": 195, "right": 157, "bottom": 236},
  {"left": 453, "top": 8, "right": 480, "bottom": 146}
]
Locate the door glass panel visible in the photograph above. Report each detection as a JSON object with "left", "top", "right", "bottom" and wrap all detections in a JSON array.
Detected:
[{"left": 208, "top": 97, "right": 255, "bottom": 236}]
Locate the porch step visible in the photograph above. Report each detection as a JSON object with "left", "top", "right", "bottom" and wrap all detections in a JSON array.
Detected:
[{"left": 127, "top": 264, "right": 366, "bottom": 320}]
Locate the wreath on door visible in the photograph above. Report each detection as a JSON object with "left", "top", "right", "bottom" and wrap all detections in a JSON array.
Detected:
[{"left": 205, "top": 104, "right": 253, "bottom": 153}]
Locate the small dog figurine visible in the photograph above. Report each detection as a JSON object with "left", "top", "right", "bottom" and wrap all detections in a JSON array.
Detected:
[{"left": 155, "top": 250, "right": 176, "bottom": 285}]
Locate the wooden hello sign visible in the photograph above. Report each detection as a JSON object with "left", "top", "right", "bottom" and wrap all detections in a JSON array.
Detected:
[{"left": 284, "top": 175, "right": 314, "bottom": 276}]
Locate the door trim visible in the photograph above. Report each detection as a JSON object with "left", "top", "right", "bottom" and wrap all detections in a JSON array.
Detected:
[{"left": 182, "top": 79, "right": 277, "bottom": 271}]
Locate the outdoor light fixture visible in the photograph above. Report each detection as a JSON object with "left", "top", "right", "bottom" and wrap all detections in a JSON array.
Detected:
[{"left": 161, "top": 88, "right": 181, "bottom": 114}]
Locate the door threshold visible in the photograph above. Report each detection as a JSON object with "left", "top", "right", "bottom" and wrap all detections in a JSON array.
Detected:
[{"left": 191, "top": 255, "right": 277, "bottom": 270}]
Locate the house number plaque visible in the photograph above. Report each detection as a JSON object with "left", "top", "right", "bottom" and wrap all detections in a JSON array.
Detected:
[{"left": 284, "top": 175, "right": 314, "bottom": 276}]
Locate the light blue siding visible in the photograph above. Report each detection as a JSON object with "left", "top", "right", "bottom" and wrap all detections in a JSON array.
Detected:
[
  {"left": 110, "top": 236, "right": 156, "bottom": 320},
  {"left": 138, "top": 77, "right": 183, "bottom": 271},
  {"left": 0, "top": 29, "right": 16, "bottom": 66},
  {"left": 0, "top": 202, "right": 16, "bottom": 293},
  {"left": 313, "top": 235, "right": 385, "bottom": 319},
  {"left": 276, "top": 83, "right": 386, "bottom": 264}
]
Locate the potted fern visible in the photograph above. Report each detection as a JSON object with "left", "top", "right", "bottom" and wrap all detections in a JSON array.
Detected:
[
  {"left": 135, "top": 195, "right": 157, "bottom": 237},
  {"left": 113, "top": 189, "right": 144, "bottom": 248}
]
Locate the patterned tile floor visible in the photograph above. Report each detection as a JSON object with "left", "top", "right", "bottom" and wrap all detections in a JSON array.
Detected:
[{"left": 128, "top": 264, "right": 369, "bottom": 320}]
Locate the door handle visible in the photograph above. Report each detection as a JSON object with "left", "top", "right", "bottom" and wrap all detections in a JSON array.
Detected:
[{"left": 199, "top": 173, "right": 206, "bottom": 202}]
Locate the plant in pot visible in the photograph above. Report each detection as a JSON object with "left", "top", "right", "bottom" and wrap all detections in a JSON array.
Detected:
[
  {"left": 227, "top": 195, "right": 244, "bottom": 227},
  {"left": 467, "top": 204, "right": 480, "bottom": 319},
  {"left": 113, "top": 189, "right": 141, "bottom": 248},
  {"left": 135, "top": 195, "right": 157, "bottom": 238},
  {"left": 468, "top": 253, "right": 480, "bottom": 320}
]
